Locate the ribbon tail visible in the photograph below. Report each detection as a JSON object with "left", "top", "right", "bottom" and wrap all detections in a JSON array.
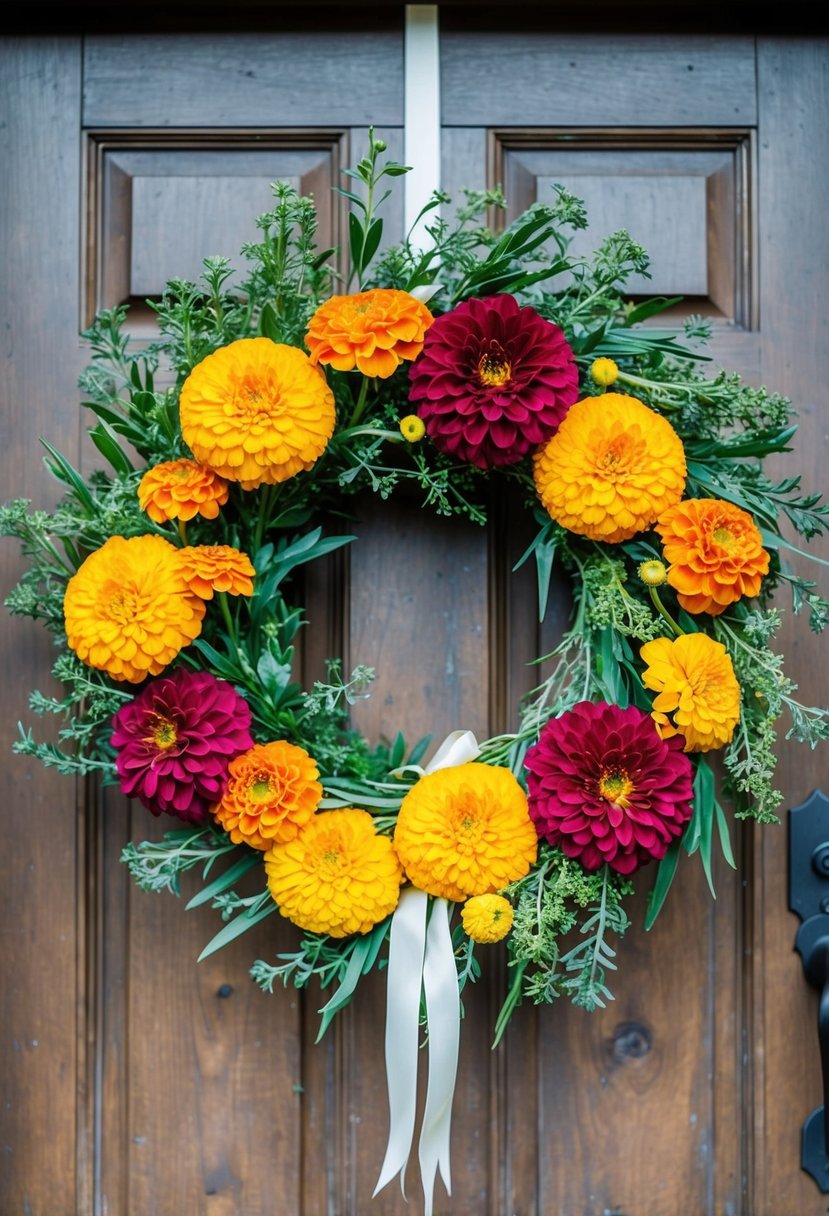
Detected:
[
  {"left": 424, "top": 729, "right": 480, "bottom": 774},
  {"left": 373, "top": 887, "right": 429, "bottom": 1199},
  {"left": 418, "top": 897, "right": 460, "bottom": 1216}
]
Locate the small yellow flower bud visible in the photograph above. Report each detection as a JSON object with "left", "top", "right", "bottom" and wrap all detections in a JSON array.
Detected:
[
  {"left": 399, "top": 414, "right": 426, "bottom": 442},
  {"left": 638, "top": 559, "right": 668, "bottom": 587},
  {"left": 590, "top": 357, "right": 619, "bottom": 387}
]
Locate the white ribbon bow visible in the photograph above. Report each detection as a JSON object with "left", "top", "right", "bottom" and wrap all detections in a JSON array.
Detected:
[{"left": 373, "top": 729, "right": 480, "bottom": 1215}]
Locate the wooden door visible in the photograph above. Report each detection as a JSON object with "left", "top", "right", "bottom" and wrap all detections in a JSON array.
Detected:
[{"left": 1, "top": 14, "right": 827, "bottom": 1214}]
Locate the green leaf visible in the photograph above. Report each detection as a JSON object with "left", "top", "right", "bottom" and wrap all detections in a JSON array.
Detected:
[
  {"left": 39, "top": 440, "right": 96, "bottom": 515},
  {"left": 349, "top": 212, "right": 364, "bottom": 273},
  {"left": 333, "top": 186, "right": 366, "bottom": 212},
  {"left": 89, "top": 422, "right": 135, "bottom": 475},
  {"left": 361, "top": 217, "right": 383, "bottom": 271},
  {"left": 389, "top": 730, "right": 406, "bottom": 770},
  {"left": 258, "top": 302, "right": 281, "bottom": 342},
  {"left": 315, "top": 935, "right": 372, "bottom": 1041},
  {"left": 714, "top": 798, "right": 736, "bottom": 869},
  {"left": 624, "top": 296, "right": 683, "bottom": 325},
  {"left": 381, "top": 163, "right": 412, "bottom": 177},
  {"left": 197, "top": 900, "right": 276, "bottom": 962},
  {"left": 185, "top": 851, "right": 261, "bottom": 910},
  {"left": 688, "top": 758, "right": 716, "bottom": 897},
  {"left": 644, "top": 840, "right": 681, "bottom": 930}
]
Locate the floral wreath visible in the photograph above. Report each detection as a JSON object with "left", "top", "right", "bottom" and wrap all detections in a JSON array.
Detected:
[{"left": 4, "top": 130, "right": 829, "bottom": 1213}]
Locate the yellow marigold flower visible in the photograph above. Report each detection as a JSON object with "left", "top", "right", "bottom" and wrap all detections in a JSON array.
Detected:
[
  {"left": 533, "top": 393, "right": 686, "bottom": 543},
  {"left": 305, "top": 288, "right": 433, "bottom": 379},
  {"left": 461, "top": 894, "right": 514, "bottom": 944},
  {"left": 63, "top": 535, "right": 205, "bottom": 683},
  {"left": 399, "top": 414, "right": 426, "bottom": 442},
  {"left": 639, "top": 559, "right": 668, "bottom": 587},
  {"left": 137, "top": 458, "right": 229, "bottom": 523},
  {"left": 214, "top": 740, "right": 322, "bottom": 851},
  {"left": 178, "top": 544, "right": 255, "bottom": 599},
  {"left": 179, "top": 337, "right": 336, "bottom": 490},
  {"left": 655, "top": 497, "right": 770, "bottom": 615},
  {"left": 590, "top": 357, "right": 619, "bottom": 387},
  {"left": 265, "top": 808, "right": 403, "bottom": 937},
  {"left": 392, "top": 763, "right": 537, "bottom": 902},
  {"left": 640, "top": 633, "right": 741, "bottom": 752}
]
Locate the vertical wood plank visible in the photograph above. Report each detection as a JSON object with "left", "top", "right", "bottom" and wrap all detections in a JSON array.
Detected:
[
  {"left": 0, "top": 38, "right": 84, "bottom": 1216},
  {"left": 755, "top": 37, "right": 829, "bottom": 1216}
]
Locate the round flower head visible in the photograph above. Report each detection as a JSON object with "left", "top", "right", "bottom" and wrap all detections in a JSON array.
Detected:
[
  {"left": 590, "top": 357, "right": 619, "bottom": 388},
  {"left": 178, "top": 545, "right": 255, "bottom": 599},
  {"left": 137, "top": 459, "right": 229, "bottom": 524},
  {"left": 63, "top": 535, "right": 206, "bottom": 683},
  {"left": 640, "top": 633, "right": 741, "bottom": 752},
  {"left": 265, "top": 808, "right": 403, "bottom": 937},
  {"left": 213, "top": 740, "right": 322, "bottom": 850},
  {"left": 399, "top": 414, "right": 426, "bottom": 442},
  {"left": 461, "top": 894, "right": 514, "bottom": 944},
  {"left": 393, "top": 762, "right": 537, "bottom": 902},
  {"left": 305, "top": 288, "right": 433, "bottom": 378},
  {"left": 533, "top": 393, "right": 687, "bottom": 543},
  {"left": 408, "top": 293, "right": 579, "bottom": 469},
  {"left": 655, "top": 497, "right": 770, "bottom": 615},
  {"left": 110, "top": 668, "right": 253, "bottom": 824},
  {"left": 179, "top": 337, "right": 336, "bottom": 489},
  {"left": 524, "top": 701, "right": 694, "bottom": 875}
]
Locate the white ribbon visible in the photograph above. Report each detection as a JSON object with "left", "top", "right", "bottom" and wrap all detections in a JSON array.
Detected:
[{"left": 374, "top": 730, "right": 480, "bottom": 1215}]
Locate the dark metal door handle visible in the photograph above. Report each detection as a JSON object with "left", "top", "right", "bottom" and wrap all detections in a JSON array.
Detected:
[{"left": 789, "top": 790, "right": 829, "bottom": 1192}]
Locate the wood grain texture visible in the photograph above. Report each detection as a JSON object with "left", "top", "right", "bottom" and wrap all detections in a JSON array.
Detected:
[
  {"left": 754, "top": 37, "right": 829, "bottom": 1216},
  {"left": 0, "top": 37, "right": 85, "bottom": 1216},
  {"left": 440, "top": 32, "right": 757, "bottom": 127},
  {"left": 83, "top": 28, "right": 404, "bottom": 128}
]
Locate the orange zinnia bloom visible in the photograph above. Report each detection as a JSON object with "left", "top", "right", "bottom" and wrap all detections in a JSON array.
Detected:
[
  {"left": 179, "top": 545, "right": 255, "bottom": 599},
  {"left": 137, "top": 459, "right": 229, "bottom": 523},
  {"left": 63, "top": 535, "right": 205, "bottom": 683},
  {"left": 655, "top": 498, "right": 770, "bottom": 615},
  {"left": 393, "top": 763, "right": 537, "bottom": 902},
  {"left": 305, "top": 288, "right": 433, "bottom": 379},
  {"left": 179, "top": 338, "right": 336, "bottom": 490},
  {"left": 214, "top": 740, "right": 322, "bottom": 851},
  {"left": 265, "top": 808, "right": 403, "bottom": 937},
  {"left": 533, "top": 393, "right": 687, "bottom": 543},
  {"left": 640, "top": 633, "right": 741, "bottom": 752}
]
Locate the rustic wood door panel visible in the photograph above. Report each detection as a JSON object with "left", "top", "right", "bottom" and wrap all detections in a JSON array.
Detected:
[{"left": 1, "top": 20, "right": 827, "bottom": 1216}]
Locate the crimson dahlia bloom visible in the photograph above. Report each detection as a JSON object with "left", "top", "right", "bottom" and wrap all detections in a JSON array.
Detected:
[
  {"left": 111, "top": 668, "right": 253, "bottom": 824},
  {"left": 407, "top": 293, "right": 578, "bottom": 469},
  {"left": 524, "top": 701, "right": 694, "bottom": 875}
]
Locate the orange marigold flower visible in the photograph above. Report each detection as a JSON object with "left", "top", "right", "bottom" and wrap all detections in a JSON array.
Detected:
[
  {"left": 179, "top": 337, "right": 336, "bottom": 490},
  {"left": 137, "top": 459, "right": 229, "bottom": 523},
  {"left": 461, "top": 894, "right": 514, "bottom": 944},
  {"left": 640, "top": 633, "right": 741, "bottom": 752},
  {"left": 305, "top": 288, "right": 433, "bottom": 379},
  {"left": 392, "top": 763, "right": 537, "bottom": 902},
  {"left": 178, "top": 545, "right": 255, "bottom": 599},
  {"left": 533, "top": 393, "right": 687, "bottom": 543},
  {"left": 655, "top": 498, "right": 770, "bottom": 615},
  {"left": 213, "top": 740, "right": 322, "bottom": 850},
  {"left": 265, "top": 808, "right": 403, "bottom": 937},
  {"left": 63, "top": 535, "right": 205, "bottom": 683}
]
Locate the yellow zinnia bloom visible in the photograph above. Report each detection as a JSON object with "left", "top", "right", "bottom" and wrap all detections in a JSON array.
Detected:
[
  {"left": 178, "top": 544, "right": 255, "bottom": 599},
  {"left": 533, "top": 393, "right": 686, "bottom": 543},
  {"left": 461, "top": 894, "right": 514, "bottom": 944},
  {"left": 640, "top": 633, "right": 741, "bottom": 752},
  {"left": 137, "top": 458, "right": 229, "bottom": 523},
  {"left": 265, "top": 808, "right": 403, "bottom": 937},
  {"left": 63, "top": 534, "right": 206, "bottom": 683},
  {"left": 305, "top": 288, "right": 433, "bottom": 379},
  {"left": 179, "top": 337, "right": 336, "bottom": 490},
  {"left": 393, "top": 763, "right": 537, "bottom": 902},
  {"left": 213, "top": 740, "right": 322, "bottom": 850}
]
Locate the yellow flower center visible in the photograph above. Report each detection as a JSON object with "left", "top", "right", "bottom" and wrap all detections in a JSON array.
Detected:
[
  {"left": 251, "top": 775, "right": 274, "bottom": 801},
  {"left": 104, "top": 584, "right": 139, "bottom": 624},
  {"left": 236, "top": 373, "right": 282, "bottom": 421},
  {"left": 149, "top": 715, "right": 178, "bottom": 751},
  {"left": 477, "top": 348, "right": 512, "bottom": 387},
  {"left": 598, "top": 435, "right": 633, "bottom": 473},
  {"left": 712, "top": 526, "right": 734, "bottom": 548},
  {"left": 598, "top": 767, "right": 634, "bottom": 806}
]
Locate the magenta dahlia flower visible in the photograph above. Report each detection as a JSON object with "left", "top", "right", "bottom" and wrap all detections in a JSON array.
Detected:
[
  {"left": 523, "top": 701, "right": 694, "bottom": 875},
  {"left": 111, "top": 668, "right": 253, "bottom": 824},
  {"left": 407, "top": 293, "right": 578, "bottom": 469}
]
